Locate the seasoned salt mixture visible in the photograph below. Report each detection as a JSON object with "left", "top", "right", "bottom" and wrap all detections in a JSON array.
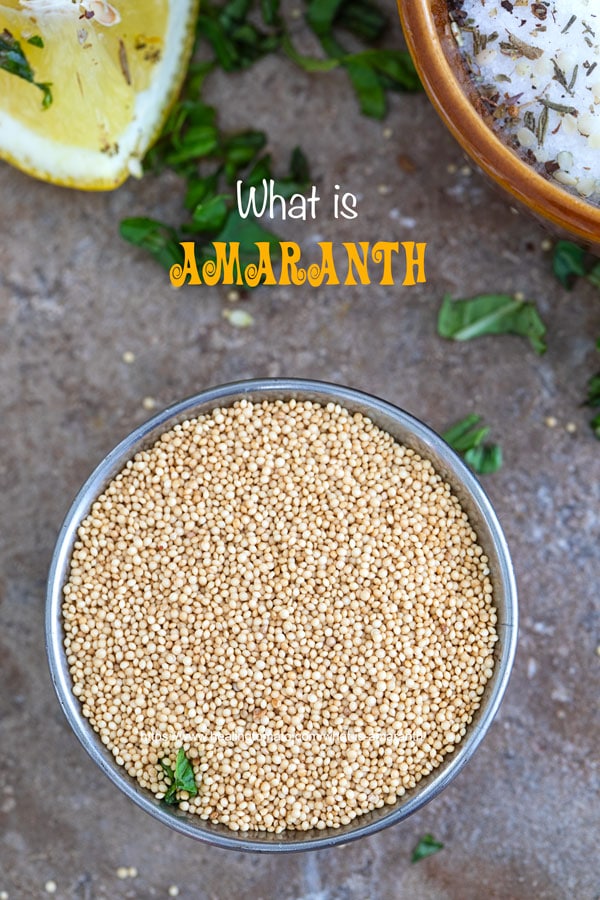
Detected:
[{"left": 452, "top": 0, "right": 600, "bottom": 199}]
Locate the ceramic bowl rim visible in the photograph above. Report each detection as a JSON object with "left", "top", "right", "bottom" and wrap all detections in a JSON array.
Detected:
[{"left": 398, "top": 0, "right": 600, "bottom": 247}]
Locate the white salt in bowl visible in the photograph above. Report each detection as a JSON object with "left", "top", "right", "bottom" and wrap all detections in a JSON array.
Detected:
[
  {"left": 398, "top": 0, "right": 600, "bottom": 252},
  {"left": 46, "top": 379, "right": 518, "bottom": 851}
]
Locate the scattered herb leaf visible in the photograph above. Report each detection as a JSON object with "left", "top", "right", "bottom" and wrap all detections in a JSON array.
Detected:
[
  {"left": 438, "top": 293, "right": 547, "bottom": 354},
  {"left": 552, "top": 240, "right": 600, "bottom": 292},
  {"left": 119, "top": 218, "right": 185, "bottom": 271},
  {"left": 584, "top": 338, "right": 600, "bottom": 439},
  {"left": 411, "top": 834, "right": 444, "bottom": 863},
  {"left": 159, "top": 748, "right": 199, "bottom": 805},
  {"left": 196, "top": 0, "right": 421, "bottom": 118},
  {"left": 303, "top": 0, "right": 421, "bottom": 117},
  {"left": 587, "top": 262, "right": 600, "bottom": 290},
  {"left": 443, "top": 414, "right": 503, "bottom": 474},
  {"left": 553, "top": 240, "right": 587, "bottom": 288},
  {"left": 0, "top": 29, "right": 52, "bottom": 108},
  {"left": 121, "top": 0, "right": 421, "bottom": 273}
]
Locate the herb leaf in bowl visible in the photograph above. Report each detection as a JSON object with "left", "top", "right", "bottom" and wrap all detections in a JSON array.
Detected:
[{"left": 159, "top": 748, "right": 199, "bottom": 805}]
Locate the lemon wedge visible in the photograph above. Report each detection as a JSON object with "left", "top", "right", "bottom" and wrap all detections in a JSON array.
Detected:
[{"left": 0, "top": 0, "right": 198, "bottom": 189}]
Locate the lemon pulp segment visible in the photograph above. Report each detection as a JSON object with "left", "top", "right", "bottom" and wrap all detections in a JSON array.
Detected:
[{"left": 0, "top": 0, "right": 198, "bottom": 188}]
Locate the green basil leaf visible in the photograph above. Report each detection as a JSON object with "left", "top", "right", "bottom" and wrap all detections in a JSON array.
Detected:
[
  {"left": 280, "top": 34, "right": 341, "bottom": 72},
  {"left": 443, "top": 417, "right": 489, "bottom": 453},
  {"left": 220, "top": 0, "right": 253, "bottom": 21},
  {"left": 159, "top": 759, "right": 175, "bottom": 782},
  {"left": 223, "top": 130, "right": 267, "bottom": 181},
  {"left": 443, "top": 415, "right": 502, "bottom": 474},
  {"left": 553, "top": 240, "right": 587, "bottom": 288},
  {"left": 351, "top": 49, "right": 421, "bottom": 92},
  {"left": 438, "top": 293, "right": 547, "bottom": 354},
  {"left": 119, "top": 218, "right": 184, "bottom": 271},
  {"left": 214, "top": 209, "right": 280, "bottom": 259},
  {"left": 412, "top": 834, "right": 444, "bottom": 863},
  {"left": 159, "top": 749, "right": 198, "bottom": 804},
  {"left": 344, "top": 58, "right": 386, "bottom": 119},
  {"left": 185, "top": 173, "right": 221, "bottom": 211},
  {"left": 590, "top": 413, "right": 600, "bottom": 439},
  {"left": 306, "top": 0, "right": 346, "bottom": 38},
  {"left": 197, "top": 13, "right": 240, "bottom": 70},
  {"left": 337, "top": 0, "right": 386, "bottom": 42},
  {"left": 162, "top": 785, "right": 179, "bottom": 805},
  {"left": 441, "top": 413, "right": 482, "bottom": 448},
  {"left": 239, "top": 146, "right": 310, "bottom": 205},
  {"left": 464, "top": 443, "right": 503, "bottom": 474},
  {"left": 190, "top": 194, "right": 230, "bottom": 232},
  {"left": 26, "top": 35, "right": 44, "bottom": 48},
  {"left": 587, "top": 261, "right": 600, "bottom": 290},
  {"left": 289, "top": 146, "right": 310, "bottom": 185},
  {"left": 586, "top": 372, "right": 600, "bottom": 409},
  {"left": 260, "top": 0, "right": 280, "bottom": 25},
  {"left": 174, "top": 748, "right": 198, "bottom": 796},
  {"left": 165, "top": 124, "right": 220, "bottom": 165}
]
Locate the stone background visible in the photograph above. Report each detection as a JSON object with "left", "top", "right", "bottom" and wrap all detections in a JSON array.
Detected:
[{"left": 0, "top": 2, "right": 598, "bottom": 897}]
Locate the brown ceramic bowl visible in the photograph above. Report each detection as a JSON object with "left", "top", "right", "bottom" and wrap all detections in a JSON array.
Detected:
[{"left": 398, "top": 0, "right": 600, "bottom": 252}]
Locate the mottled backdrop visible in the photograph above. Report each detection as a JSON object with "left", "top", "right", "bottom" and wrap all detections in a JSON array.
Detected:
[{"left": 1, "top": 2, "right": 599, "bottom": 897}]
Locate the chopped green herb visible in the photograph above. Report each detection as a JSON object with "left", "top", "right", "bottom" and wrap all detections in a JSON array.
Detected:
[
  {"left": 443, "top": 414, "right": 503, "bottom": 474},
  {"left": 159, "top": 748, "right": 199, "bottom": 805},
  {"left": 26, "top": 35, "right": 44, "bottom": 49},
  {"left": 120, "top": 0, "right": 421, "bottom": 272},
  {"left": 552, "top": 240, "right": 600, "bottom": 291},
  {"left": 122, "top": 121, "right": 304, "bottom": 285},
  {"left": 553, "top": 240, "right": 587, "bottom": 287},
  {"left": 0, "top": 29, "right": 52, "bottom": 108},
  {"left": 438, "top": 293, "right": 547, "bottom": 354},
  {"left": 190, "top": 0, "right": 421, "bottom": 118},
  {"left": 587, "top": 261, "right": 600, "bottom": 290},
  {"left": 584, "top": 338, "right": 600, "bottom": 440},
  {"left": 586, "top": 372, "right": 600, "bottom": 409},
  {"left": 411, "top": 834, "right": 444, "bottom": 863},
  {"left": 119, "top": 218, "right": 184, "bottom": 271}
]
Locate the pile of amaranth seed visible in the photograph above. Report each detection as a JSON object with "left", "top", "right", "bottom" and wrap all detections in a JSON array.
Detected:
[{"left": 62, "top": 399, "right": 498, "bottom": 834}]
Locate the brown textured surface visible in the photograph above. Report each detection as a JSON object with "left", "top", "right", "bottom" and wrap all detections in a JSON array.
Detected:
[{"left": 0, "top": 2, "right": 599, "bottom": 897}]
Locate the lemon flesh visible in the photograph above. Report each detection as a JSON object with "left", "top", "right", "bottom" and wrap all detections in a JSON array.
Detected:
[{"left": 0, "top": 0, "right": 198, "bottom": 189}]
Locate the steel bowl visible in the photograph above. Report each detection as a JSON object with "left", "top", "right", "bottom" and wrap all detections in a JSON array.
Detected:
[
  {"left": 397, "top": 0, "right": 600, "bottom": 252},
  {"left": 47, "top": 378, "right": 518, "bottom": 852}
]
